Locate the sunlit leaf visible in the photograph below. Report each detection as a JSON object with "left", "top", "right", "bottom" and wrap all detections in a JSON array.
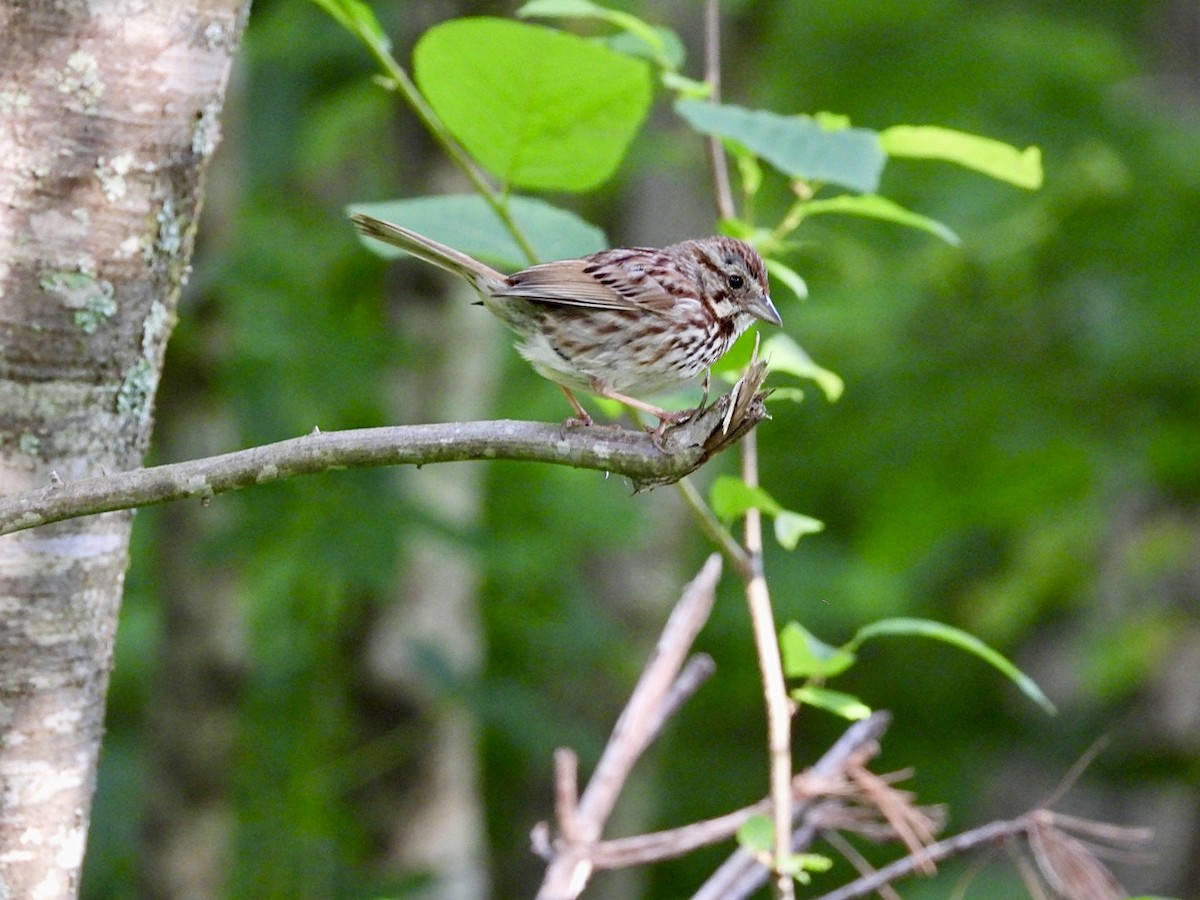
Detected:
[
  {"left": 761, "top": 333, "right": 843, "bottom": 402},
  {"left": 853, "top": 617, "right": 1057, "bottom": 714},
  {"left": 415, "top": 18, "right": 651, "bottom": 191},
  {"left": 709, "top": 475, "right": 781, "bottom": 520},
  {"left": 880, "top": 125, "right": 1044, "bottom": 189},
  {"left": 348, "top": 195, "right": 606, "bottom": 269},
  {"left": 764, "top": 256, "right": 808, "bottom": 301},
  {"left": 800, "top": 193, "right": 961, "bottom": 246},
  {"left": 774, "top": 510, "right": 824, "bottom": 549},
  {"left": 675, "top": 99, "right": 885, "bottom": 192},
  {"left": 736, "top": 814, "right": 774, "bottom": 854},
  {"left": 792, "top": 686, "right": 872, "bottom": 720},
  {"left": 780, "top": 622, "right": 856, "bottom": 679}
]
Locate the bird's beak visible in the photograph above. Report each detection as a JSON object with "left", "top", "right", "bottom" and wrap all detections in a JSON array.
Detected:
[{"left": 748, "top": 295, "right": 782, "bottom": 327}]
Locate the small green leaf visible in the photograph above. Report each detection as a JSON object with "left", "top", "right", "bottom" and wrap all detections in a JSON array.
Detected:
[
  {"left": 880, "top": 125, "right": 1044, "bottom": 189},
  {"left": 517, "top": 0, "right": 606, "bottom": 15},
  {"left": 800, "top": 194, "right": 961, "bottom": 246},
  {"left": 764, "top": 257, "right": 808, "bottom": 301},
  {"left": 675, "top": 100, "right": 885, "bottom": 192},
  {"left": 767, "top": 387, "right": 805, "bottom": 404},
  {"left": 774, "top": 510, "right": 824, "bottom": 549},
  {"left": 517, "top": 1, "right": 684, "bottom": 70},
  {"left": 348, "top": 195, "right": 606, "bottom": 269},
  {"left": 792, "top": 686, "right": 872, "bottom": 720},
  {"left": 415, "top": 18, "right": 651, "bottom": 191},
  {"left": 309, "top": 0, "right": 391, "bottom": 53},
  {"left": 709, "top": 475, "right": 782, "bottom": 520},
  {"left": 780, "top": 622, "right": 856, "bottom": 679},
  {"left": 761, "top": 333, "right": 843, "bottom": 402},
  {"left": 736, "top": 814, "right": 774, "bottom": 854},
  {"left": 852, "top": 617, "right": 1057, "bottom": 714}
]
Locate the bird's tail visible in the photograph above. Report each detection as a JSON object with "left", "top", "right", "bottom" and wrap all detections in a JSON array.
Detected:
[{"left": 350, "top": 213, "right": 504, "bottom": 290}]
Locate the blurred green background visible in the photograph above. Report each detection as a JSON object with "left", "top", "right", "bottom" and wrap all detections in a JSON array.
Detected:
[{"left": 85, "top": 1, "right": 1199, "bottom": 897}]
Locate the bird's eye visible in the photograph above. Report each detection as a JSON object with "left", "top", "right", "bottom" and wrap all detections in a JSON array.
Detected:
[{"left": 727, "top": 273, "right": 744, "bottom": 289}]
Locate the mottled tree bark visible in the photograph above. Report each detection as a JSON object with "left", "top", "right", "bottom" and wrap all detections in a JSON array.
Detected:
[{"left": 0, "top": 2, "right": 248, "bottom": 895}]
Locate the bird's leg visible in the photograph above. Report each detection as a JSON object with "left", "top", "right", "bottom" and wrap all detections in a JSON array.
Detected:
[
  {"left": 558, "top": 384, "right": 594, "bottom": 428},
  {"left": 590, "top": 382, "right": 692, "bottom": 451},
  {"left": 594, "top": 385, "right": 687, "bottom": 424}
]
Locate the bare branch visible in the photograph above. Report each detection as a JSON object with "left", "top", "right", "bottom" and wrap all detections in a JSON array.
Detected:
[
  {"left": 0, "top": 372, "right": 771, "bottom": 536},
  {"left": 812, "top": 818, "right": 1026, "bottom": 900},
  {"left": 536, "top": 555, "right": 723, "bottom": 899}
]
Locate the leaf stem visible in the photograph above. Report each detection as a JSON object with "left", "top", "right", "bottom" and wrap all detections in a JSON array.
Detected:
[{"left": 674, "top": 477, "right": 752, "bottom": 579}]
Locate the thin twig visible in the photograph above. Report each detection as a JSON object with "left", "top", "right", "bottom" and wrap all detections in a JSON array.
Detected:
[
  {"left": 704, "top": 0, "right": 735, "bottom": 222},
  {"left": 536, "top": 555, "right": 723, "bottom": 899},
  {"left": 741, "top": 430, "right": 794, "bottom": 900},
  {"left": 700, "top": 7, "right": 794, "bottom": 896},
  {"left": 811, "top": 818, "right": 1028, "bottom": 900}
]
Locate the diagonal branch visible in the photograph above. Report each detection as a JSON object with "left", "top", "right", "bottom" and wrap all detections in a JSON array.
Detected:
[
  {"left": 0, "top": 369, "right": 770, "bottom": 536},
  {"left": 536, "top": 555, "right": 724, "bottom": 900}
]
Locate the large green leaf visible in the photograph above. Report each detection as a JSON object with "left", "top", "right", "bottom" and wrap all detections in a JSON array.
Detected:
[
  {"left": 347, "top": 195, "right": 606, "bottom": 269},
  {"left": 414, "top": 18, "right": 652, "bottom": 192},
  {"left": 675, "top": 99, "right": 885, "bottom": 192}
]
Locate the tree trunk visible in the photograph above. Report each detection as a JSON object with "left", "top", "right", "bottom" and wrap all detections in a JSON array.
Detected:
[{"left": 0, "top": 2, "right": 248, "bottom": 895}]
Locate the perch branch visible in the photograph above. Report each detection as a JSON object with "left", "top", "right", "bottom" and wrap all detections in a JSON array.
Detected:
[{"left": 0, "top": 369, "right": 769, "bottom": 536}]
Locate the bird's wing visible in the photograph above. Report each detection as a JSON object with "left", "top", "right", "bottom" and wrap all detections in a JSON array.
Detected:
[{"left": 498, "top": 258, "right": 676, "bottom": 314}]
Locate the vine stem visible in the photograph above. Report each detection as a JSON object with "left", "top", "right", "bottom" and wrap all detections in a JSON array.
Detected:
[{"left": 356, "top": 22, "right": 540, "bottom": 264}]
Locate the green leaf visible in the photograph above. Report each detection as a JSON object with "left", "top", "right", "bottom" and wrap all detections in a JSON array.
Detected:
[
  {"left": 852, "top": 617, "right": 1057, "bottom": 714},
  {"left": 792, "top": 686, "right": 872, "bottom": 720},
  {"left": 517, "top": 0, "right": 606, "bottom": 15},
  {"left": 800, "top": 194, "right": 961, "bottom": 246},
  {"left": 709, "top": 475, "right": 782, "bottom": 520},
  {"left": 880, "top": 125, "right": 1044, "bottom": 189},
  {"left": 347, "top": 195, "right": 606, "bottom": 269},
  {"left": 779, "top": 622, "right": 856, "bottom": 679},
  {"left": 763, "top": 256, "right": 808, "bottom": 301},
  {"left": 767, "top": 386, "right": 805, "bottom": 404},
  {"left": 415, "top": 18, "right": 651, "bottom": 191},
  {"left": 310, "top": 0, "right": 391, "bottom": 53},
  {"left": 774, "top": 510, "right": 824, "bottom": 549},
  {"left": 736, "top": 814, "right": 774, "bottom": 854},
  {"left": 675, "top": 100, "right": 885, "bottom": 192},
  {"left": 761, "top": 333, "right": 843, "bottom": 402}
]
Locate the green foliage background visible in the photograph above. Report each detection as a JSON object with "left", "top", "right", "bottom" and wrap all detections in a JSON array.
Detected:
[{"left": 85, "top": 1, "right": 1199, "bottom": 897}]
